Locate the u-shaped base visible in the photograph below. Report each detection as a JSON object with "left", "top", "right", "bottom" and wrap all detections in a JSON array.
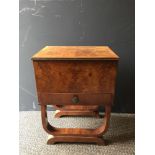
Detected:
[{"left": 41, "top": 104, "right": 111, "bottom": 145}]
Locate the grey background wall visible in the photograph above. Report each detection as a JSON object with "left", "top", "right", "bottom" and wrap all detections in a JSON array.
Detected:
[{"left": 19, "top": 0, "right": 135, "bottom": 113}]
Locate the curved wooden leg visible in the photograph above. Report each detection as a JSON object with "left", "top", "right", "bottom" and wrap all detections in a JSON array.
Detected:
[
  {"left": 53, "top": 105, "right": 100, "bottom": 118},
  {"left": 41, "top": 104, "right": 111, "bottom": 145}
]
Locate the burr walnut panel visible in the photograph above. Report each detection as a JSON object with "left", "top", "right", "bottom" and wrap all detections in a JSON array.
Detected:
[{"left": 33, "top": 60, "right": 118, "bottom": 94}]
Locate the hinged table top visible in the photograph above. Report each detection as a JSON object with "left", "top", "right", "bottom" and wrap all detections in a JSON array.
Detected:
[{"left": 32, "top": 46, "right": 119, "bottom": 60}]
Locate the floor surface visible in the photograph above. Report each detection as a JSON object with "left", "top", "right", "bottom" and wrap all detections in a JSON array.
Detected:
[{"left": 19, "top": 111, "right": 135, "bottom": 155}]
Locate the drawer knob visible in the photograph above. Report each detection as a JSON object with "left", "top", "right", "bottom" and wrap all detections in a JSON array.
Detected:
[{"left": 72, "top": 96, "right": 79, "bottom": 104}]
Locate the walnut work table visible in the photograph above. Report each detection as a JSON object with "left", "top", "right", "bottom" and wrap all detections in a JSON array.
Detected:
[{"left": 32, "top": 46, "right": 119, "bottom": 145}]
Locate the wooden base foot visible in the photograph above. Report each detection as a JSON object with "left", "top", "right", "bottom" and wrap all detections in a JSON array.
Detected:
[
  {"left": 54, "top": 105, "right": 100, "bottom": 118},
  {"left": 54, "top": 110, "right": 100, "bottom": 118},
  {"left": 47, "top": 135, "right": 105, "bottom": 145}
]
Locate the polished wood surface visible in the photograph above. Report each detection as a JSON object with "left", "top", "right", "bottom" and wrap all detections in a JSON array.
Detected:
[
  {"left": 32, "top": 46, "right": 119, "bottom": 145},
  {"left": 54, "top": 110, "right": 100, "bottom": 118},
  {"left": 38, "top": 93, "right": 112, "bottom": 105},
  {"left": 47, "top": 135, "right": 105, "bottom": 145},
  {"left": 54, "top": 105, "right": 100, "bottom": 118},
  {"left": 33, "top": 61, "right": 118, "bottom": 93},
  {"left": 32, "top": 46, "right": 119, "bottom": 60},
  {"left": 54, "top": 105, "right": 99, "bottom": 111}
]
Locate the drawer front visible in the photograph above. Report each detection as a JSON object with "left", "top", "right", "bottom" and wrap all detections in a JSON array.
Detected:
[{"left": 38, "top": 93, "right": 113, "bottom": 105}]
